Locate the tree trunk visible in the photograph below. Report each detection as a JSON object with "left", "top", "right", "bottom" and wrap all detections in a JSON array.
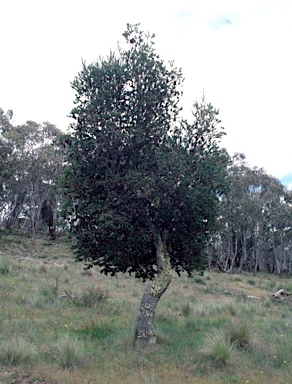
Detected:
[
  {"left": 272, "top": 236, "right": 281, "bottom": 274},
  {"left": 238, "top": 231, "right": 247, "bottom": 273},
  {"left": 4, "top": 194, "right": 20, "bottom": 229},
  {"left": 227, "top": 232, "right": 238, "bottom": 273},
  {"left": 30, "top": 183, "right": 37, "bottom": 247},
  {"left": 135, "top": 231, "right": 172, "bottom": 345}
]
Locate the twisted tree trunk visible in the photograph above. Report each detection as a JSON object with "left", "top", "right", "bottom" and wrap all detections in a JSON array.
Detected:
[{"left": 135, "top": 231, "right": 172, "bottom": 345}]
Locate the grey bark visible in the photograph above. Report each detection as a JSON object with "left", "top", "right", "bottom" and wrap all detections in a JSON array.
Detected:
[
  {"left": 135, "top": 231, "right": 172, "bottom": 345},
  {"left": 238, "top": 231, "right": 247, "bottom": 273},
  {"left": 227, "top": 232, "right": 238, "bottom": 273}
]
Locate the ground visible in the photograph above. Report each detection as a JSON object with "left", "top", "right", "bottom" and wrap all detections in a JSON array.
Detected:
[{"left": 0, "top": 230, "right": 291, "bottom": 383}]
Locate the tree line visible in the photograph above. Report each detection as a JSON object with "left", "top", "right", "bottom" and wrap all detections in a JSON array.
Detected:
[
  {"left": 0, "top": 108, "right": 62, "bottom": 243},
  {"left": 1, "top": 110, "right": 291, "bottom": 274},
  {"left": 211, "top": 153, "right": 292, "bottom": 275},
  {"left": 1, "top": 30, "right": 291, "bottom": 277}
]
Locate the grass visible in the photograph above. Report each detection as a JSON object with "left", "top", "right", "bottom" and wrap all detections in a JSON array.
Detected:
[
  {"left": 0, "top": 230, "right": 291, "bottom": 383},
  {"left": 68, "top": 285, "right": 109, "bottom": 308},
  {"left": 226, "top": 318, "right": 258, "bottom": 350},
  {"left": 0, "top": 336, "right": 35, "bottom": 366},
  {"left": 202, "top": 330, "right": 233, "bottom": 366},
  {"left": 0, "top": 256, "right": 12, "bottom": 275},
  {"left": 54, "top": 334, "right": 84, "bottom": 369},
  {"left": 180, "top": 299, "right": 193, "bottom": 317}
]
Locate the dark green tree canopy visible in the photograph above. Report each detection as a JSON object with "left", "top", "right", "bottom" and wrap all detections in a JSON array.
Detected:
[{"left": 60, "top": 24, "right": 229, "bottom": 280}]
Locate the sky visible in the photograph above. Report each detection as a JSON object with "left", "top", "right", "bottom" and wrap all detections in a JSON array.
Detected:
[{"left": 1, "top": 0, "right": 292, "bottom": 187}]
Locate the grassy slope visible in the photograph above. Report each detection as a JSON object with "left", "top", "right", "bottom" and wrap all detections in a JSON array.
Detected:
[{"left": 0, "top": 230, "right": 291, "bottom": 384}]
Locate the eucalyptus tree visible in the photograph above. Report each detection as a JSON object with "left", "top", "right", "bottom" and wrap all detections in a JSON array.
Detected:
[
  {"left": 215, "top": 154, "right": 264, "bottom": 272},
  {"left": 60, "top": 24, "right": 229, "bottom": 344},
  {"left": 0, "top": 117, "right": 62, "bottom": 240},
  {"left": 215, "top": 154, "right": 292, "bottom": 273},
  {"left": 17, "top": 121, "right": 62, "bottom": 241},
  {"left": 260, "top": 174, "right": 292, "bottom": 273},
  {"left": 0, "top": 108, "right": 14, "bottom": 186},
  {"left": 0, "top": 108, "right": 18, "bottom": 225}
]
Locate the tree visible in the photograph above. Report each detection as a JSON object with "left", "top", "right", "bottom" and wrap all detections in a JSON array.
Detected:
[
  {"left": 212, "top": 153, "right": 292, "bottom": 274},
  {"left": 0, "top": 116, "right": 62, "bottom": 241},
  {"left": 60, "top": 24, "right": 229, "bottom": 344},
  {"left": 0, "top": 108, "right": 14, "bottom": 216}
]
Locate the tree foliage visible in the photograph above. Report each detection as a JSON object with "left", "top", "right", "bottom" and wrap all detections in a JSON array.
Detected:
[
  {"left": 212, "top": 153, "right": 292, "bottom": 273},
  {"left": 0, "top": 113, "right": 62, "bottom": 239},
  {"left": 60, "top": 24, "right": 230, "bottom": 280}
]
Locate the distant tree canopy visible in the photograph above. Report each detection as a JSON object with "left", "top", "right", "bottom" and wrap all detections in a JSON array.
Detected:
[
  {"left": 210, "top": 153, "right": 292, "bottom": 274},
  {"left": 59, "top": 24, "right": 230, "bottom": 343},
  {"left": 0, "top": 111, "right": 62, "bottom": 241}
]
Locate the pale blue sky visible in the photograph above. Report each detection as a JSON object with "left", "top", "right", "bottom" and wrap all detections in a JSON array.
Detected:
[{"left": 1, "top": 0, "right": 291, "bottom": 187}]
